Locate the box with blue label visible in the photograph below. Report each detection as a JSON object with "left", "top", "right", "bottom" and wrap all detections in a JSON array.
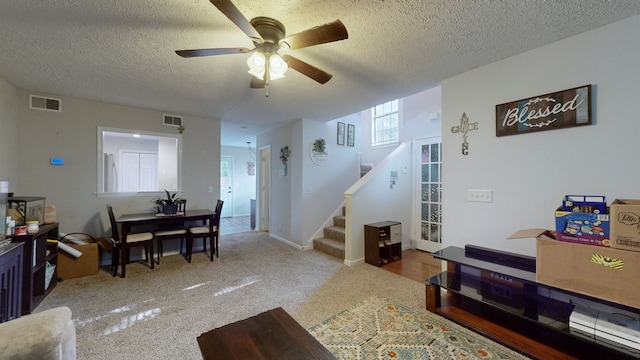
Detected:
[
  {"left": 555, "top": 207, "right": 610, "bottom": 247},
  {"left": 560, "top": 195, "right": 607, "bottom": 214}
]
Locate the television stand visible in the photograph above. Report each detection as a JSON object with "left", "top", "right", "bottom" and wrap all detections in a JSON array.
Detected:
[{"left": 426, "top": 246, "right": 639, "bottom": 359}]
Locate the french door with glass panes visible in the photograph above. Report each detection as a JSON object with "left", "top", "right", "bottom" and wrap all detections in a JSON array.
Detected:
[{"left": 414, "top": 137, "right": 442, "bottom": 252}]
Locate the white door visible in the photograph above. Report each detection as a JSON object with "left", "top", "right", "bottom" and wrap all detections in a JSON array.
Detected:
[
  {"left": 120, "top": 151, "right": 158, "bottom": 192},
  {"left": 413, "top": 137, "right": 442, "bottom": 252},
  {"left": 258, "top": 146, "right": 270, "bottom": 231},
  {"left": 220, "top": 156, "right": 233, "bottom": 218},
  {"left": 139, "top": 153, "right": 157, "bottom": 191}
]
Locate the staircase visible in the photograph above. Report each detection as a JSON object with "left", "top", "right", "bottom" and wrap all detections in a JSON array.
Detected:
[{"left": 313, "top": 208, "right": 346, "bottom": 260}]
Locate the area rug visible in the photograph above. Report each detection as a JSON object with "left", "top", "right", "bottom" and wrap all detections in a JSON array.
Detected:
[{"left": 307, "top": 295, "right": 527, "bottom": 360}]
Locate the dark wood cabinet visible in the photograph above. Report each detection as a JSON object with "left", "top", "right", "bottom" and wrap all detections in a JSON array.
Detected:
[
  {"left": 364, "top": 221, "right": 402, "bottom": 266},
  {"left": 0, "top": 242, "right": 23, "bottom": 322},
  {"left": 11, "top": 223, "right": 58, "bottom": 315}
]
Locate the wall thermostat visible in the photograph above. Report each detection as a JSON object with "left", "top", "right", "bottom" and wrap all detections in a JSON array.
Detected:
[{"left": 50, "top": 158, "right": 64, "bottom": 165}]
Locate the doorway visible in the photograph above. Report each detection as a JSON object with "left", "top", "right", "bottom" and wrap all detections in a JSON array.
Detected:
[
  {"left": 220, "top": 156, "right": 233, "bottom": 218},
  {"left": 413, "top": 137, "right": 442, "bottom": 252},
  {"left": 258, "top": 146, "right": 270, "bottom": 231}
]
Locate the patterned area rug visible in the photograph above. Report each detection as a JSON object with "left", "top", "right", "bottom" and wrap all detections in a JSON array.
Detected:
[{"left": 307, "top": 295, "right": 527, "bottom": 360}]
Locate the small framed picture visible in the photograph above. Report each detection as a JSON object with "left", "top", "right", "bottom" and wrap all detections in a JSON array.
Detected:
[
  {"left": 337, "top": 122, "right": 345, "bottom": 145},
  {"left": 347, "top": 124, "right": 355, "bottom": 147}
]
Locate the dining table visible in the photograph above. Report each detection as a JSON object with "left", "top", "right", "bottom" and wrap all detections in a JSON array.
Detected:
[{"left": 116, "top": 208, "right": 215, "bottom": 277}]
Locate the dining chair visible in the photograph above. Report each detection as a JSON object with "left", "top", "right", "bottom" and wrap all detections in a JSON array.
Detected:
[
  {"left": 154, "top": 198, "right": 188, "bottom": 264},
  {"left": 107, "top": 205, "right": 155, "bottom": 277},
  {"left": 187, "top": 200, "right": 223, "bottom": 262}
]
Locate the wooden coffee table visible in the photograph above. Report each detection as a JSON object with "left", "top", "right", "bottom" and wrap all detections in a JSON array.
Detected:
[{"left": 197, "top": 307, "right": 336, "bottom": 359}]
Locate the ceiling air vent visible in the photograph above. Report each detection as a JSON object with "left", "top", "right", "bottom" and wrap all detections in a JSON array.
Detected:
[
  {"left": 30, "top": 95, "right": 62, "bottom": 112},
  {"left": 163, "top": 114, "right": 183, "bottom": 127}
]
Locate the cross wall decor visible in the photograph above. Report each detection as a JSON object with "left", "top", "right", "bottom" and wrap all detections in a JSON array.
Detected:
[{"left": 451, "top": 112, "right": 478, "bottom": 155}]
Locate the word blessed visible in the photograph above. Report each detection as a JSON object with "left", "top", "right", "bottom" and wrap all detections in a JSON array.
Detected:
[{"left": 501, "top": 93, "right": 583, "bottom": 129}]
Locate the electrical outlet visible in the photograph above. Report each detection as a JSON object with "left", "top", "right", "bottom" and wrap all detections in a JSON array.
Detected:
[
  {"left": 467, "top": 189, "right": 493, "bottom": 203},
  {"left": 208, "top": 186, "right": 213, "bottom": 193}
]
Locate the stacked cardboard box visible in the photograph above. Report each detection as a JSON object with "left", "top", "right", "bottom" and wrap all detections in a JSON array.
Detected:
[
  {"left": 509, "top": 228, "right": 640, "bottom": 309},
  {"left": 610, "top": 199, "right": 640, "bottom": 253},
  {"left": 555, "top": 195, "right": 610, "bottom": 247}
]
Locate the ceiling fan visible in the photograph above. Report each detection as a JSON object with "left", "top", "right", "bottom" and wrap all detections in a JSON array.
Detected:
[{"left": 176, "top": 0, "right": 348, "bottom": 95}]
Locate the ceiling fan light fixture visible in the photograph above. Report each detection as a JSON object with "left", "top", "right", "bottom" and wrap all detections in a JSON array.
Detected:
[
  {"left": 269, "top": 53, "right": 288, "bottom": 77},
  {"left": 247, "top": 52, "right": 266, "bottom": 79}
]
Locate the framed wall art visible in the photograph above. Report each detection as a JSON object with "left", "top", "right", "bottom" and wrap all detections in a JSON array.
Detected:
[
  {"left": 347, "top": 124, "right": 355, "bottom": 147},
  {"left": 337, "top": 122, "right": 345, "bottom": 145},
  {"left": 495, "top": 84, "right": 592, "bottom": 137}
]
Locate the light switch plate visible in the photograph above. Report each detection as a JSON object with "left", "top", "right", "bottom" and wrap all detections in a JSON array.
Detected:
[{"left": 468, "top": 189, "right": 493, "bottom": 203}]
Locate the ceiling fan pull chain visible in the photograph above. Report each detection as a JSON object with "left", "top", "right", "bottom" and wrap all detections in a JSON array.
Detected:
[{"left": 265, "top": 59, "right": 271, "bottom": 97}]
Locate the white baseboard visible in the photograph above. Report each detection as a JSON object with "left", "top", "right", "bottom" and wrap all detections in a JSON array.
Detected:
[
  {"left": 344, "top": 257, "right": 365, "bottom": 266},
  {"left": 270, "top": 234, "right": 304, "bottom": 250}
]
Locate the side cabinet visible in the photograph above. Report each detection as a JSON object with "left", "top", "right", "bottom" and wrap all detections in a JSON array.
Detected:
[
  {"left": 0, "top": 242, "right": 23, "bottom": 322},
  {"left": 364, "top": 221, "right": 402, "bottom": 266},
  {"left": 11, "top": 223, "right": 58, "bottom": 315}
]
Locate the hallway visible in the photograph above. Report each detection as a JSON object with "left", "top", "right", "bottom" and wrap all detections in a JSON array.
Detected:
[{"left": 219, "top": 215, "right": 253, "bottom": 235}]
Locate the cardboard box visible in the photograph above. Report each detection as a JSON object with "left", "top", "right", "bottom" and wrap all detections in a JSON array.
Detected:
[
  {"left": 560, "top": 195, "right": 607, "bottom": 214},
  {"left": 508, "top": 229, "right": 640, "bottom": 309},
  {"left": 610, "top": 199, "right": 640, "bottom": 252},
  {"left": 57, "top": 237, "right": 101, "bottom": 280},
  {"left": 555, "top": 207, "right": 610, "bottom": 247}
]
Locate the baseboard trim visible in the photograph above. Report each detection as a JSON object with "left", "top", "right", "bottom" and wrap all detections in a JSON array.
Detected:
[
  {"left": 344, "top": 257, "right": 364, "bottom": 266},
  {"left": 270, "top": 234, "right": 304, "bottom": 250}
]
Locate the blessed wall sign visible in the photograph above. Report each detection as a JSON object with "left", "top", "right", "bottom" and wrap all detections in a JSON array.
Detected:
[{"left": 495, "top": 84, "right": 592, "bottom": 137}]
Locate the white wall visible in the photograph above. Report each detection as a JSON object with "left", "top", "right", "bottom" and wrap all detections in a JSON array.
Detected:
[
  {"left": 258, "top": 116, "right": 360, "bottom": 248},
  {"left": 360, "top": 86, "right": 442, "bottom": 165},
  {"left": 11, "top": 90, "right": 221, "bottom": 236},
  {"left": 442, "top": 14, "right": 640, "bottom": 256},
  {"left": 221, "top": 145, "right": 257, "bottom": 216},
  {"left": 258, "top": 122, "right": 294, "bottom": 242},
  {"left": 301, "top": 117, "right": 360, "bottom": 246},
  {"left": 346, "top": 143, "right": 413, "bottom": 263},
  {"left": 0, "top": 77, "right": 19, "bottom": 187}
]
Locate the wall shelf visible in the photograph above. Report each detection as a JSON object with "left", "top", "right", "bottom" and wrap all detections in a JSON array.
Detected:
[
  {"left": 11, "top": 223, "right": 58, "bottom": 315},
  {"left": 364, "top": 221, "right": 402, "bottom": 266}
]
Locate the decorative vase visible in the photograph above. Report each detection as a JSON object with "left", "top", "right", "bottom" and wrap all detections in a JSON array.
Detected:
[{"left": 164, "top": 203, "right": 178, "bottom": 215}]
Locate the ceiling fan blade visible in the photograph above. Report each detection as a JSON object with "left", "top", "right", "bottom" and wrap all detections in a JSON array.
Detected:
[
  {"left": 280, "top": 20, "right": 348, "bottom": 50},
  {"left": 250, "top": 76, "right": 266, "bottom": 88},
  {"left": 282, "top": 55, "right": 333, "bottom": 84},
  {"left": 210, "top": 0, "right": 262, "bottom": 41},
  {"left": 175, "top": 48, "right": 251, "bottom": 58}
]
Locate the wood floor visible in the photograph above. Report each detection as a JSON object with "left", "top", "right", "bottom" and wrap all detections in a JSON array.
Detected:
[
  {"left": 380, "top": 248, "right": 442, "bottom": 282},
  {"left": 381, "top": 249, "right": 578, "bottom": 360}
]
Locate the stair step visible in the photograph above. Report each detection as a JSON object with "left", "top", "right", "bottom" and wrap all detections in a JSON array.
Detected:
[
  {"left": 333, "top": 215, "right": 345, "bottom": 228},
  {"left": 313, "top": 237, "right": 345, "bottom": 260},
  {"left": 323, "top": 226, "right": 345, "bottom": 242}
]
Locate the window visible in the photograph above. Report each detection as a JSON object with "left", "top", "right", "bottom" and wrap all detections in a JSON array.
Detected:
[
  {"left": 371, "top": 99, "right": 399, "bottom": 146},
  {"left": 97, "top": 127, "right": 182, "bottom": 195}
]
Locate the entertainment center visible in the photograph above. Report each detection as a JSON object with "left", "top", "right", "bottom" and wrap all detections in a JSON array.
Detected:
[{"left": 426, "top": 245, "right": 639, "bottom": 359}]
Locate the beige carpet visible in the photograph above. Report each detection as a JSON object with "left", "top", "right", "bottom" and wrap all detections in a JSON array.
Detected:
[{"left": 36, "top": 231, "right": 527, "bottom": 359}]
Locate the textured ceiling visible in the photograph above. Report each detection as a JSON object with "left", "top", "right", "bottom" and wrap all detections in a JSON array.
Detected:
[{"left": 2, "top": 1, "right": 640, "bottom": 146}]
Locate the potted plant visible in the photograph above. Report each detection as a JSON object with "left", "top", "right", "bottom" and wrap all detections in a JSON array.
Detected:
[{"left": 161, "top": 190, "right": 179, "bottom": 215}]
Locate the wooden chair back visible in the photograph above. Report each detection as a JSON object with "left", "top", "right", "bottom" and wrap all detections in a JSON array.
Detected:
[{"left": 106, "top": 205, "right": 120, "bottom": 243}]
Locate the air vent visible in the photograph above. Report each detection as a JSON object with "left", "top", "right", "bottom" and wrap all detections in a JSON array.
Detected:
[
  {"left": 163, "top": 114, "right": 183, "bottom": 127},
  {"left": 30, "top": 95, "right": 62, "bottom": 112}
]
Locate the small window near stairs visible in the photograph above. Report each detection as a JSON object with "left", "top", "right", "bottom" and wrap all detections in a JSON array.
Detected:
[{"left": 371, "top": 100, "right": 399, "bottom": 147}]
